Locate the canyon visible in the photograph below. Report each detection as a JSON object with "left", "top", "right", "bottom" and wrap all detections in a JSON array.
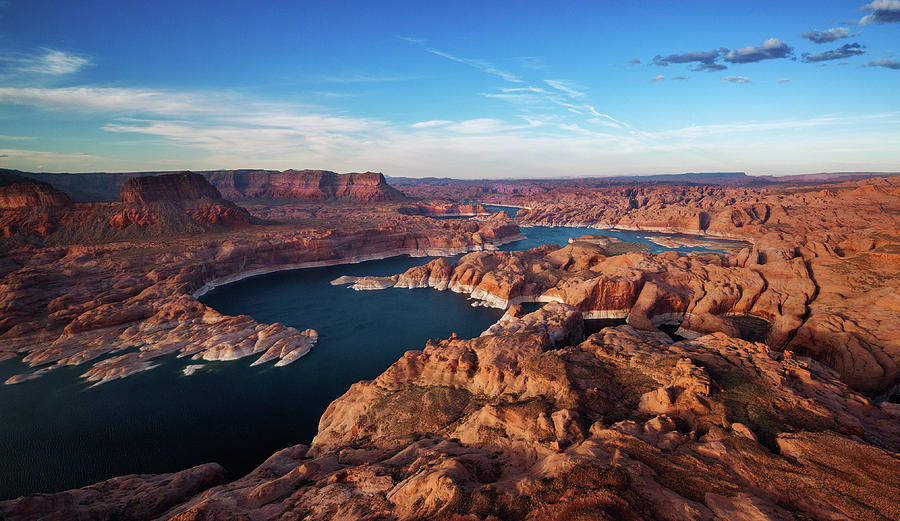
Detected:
[{"left": 0, "top": 169, "right": 898, "bottom": 520}]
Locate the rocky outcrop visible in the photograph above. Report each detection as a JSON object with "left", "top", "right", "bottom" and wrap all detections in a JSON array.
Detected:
[
  {"left": 397, "top": 203, "right": 489, "bottom": 217},
  {"left": 0, "top": 463, "right": 227, "bottom": 521},
  {"left": 0, "top": 173, "right": 254, "bottom": 244},
  {"left": 205, "top": 169, "right": 407, "bottom": 202},
  {"left": 0, "top": 180, "right": 72, "bottom": 209},
  {"left": 120, "top": 172, "right": 223, "bottom": 204}
]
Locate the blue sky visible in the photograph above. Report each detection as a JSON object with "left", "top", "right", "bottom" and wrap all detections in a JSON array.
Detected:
[{"left": 0, "top": 0, "right": 898, "bottom": 177}]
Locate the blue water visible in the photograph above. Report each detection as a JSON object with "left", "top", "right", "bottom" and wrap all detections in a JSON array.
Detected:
[
  {"left": 0, "top": 224, "right": 746, "bottom": 499},
  {"left": 481, "top": 204, "right": 743, "bottom": 255},
  {"left": 500, "top": 226, "right": 741, "bottom": 255},
  {"left": 482, "top": 204, "right": 521, "bottom": 217}
]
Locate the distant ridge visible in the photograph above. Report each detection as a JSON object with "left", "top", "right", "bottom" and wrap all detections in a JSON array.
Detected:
[
  {"left": 387, "top": 171, "right": 898, "bottom": 186},
  {"left": 1, "top": 168, "right": 896, "bottom": 202},
  {"left": 0, "top": 168, "right": 406, "bottom": 203}
]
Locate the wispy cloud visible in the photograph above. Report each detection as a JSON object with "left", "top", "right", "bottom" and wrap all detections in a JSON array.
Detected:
[
  {"left": 2, "top": 84, "right": 897, "bottom": 178},
  {"left": 724, "top": 38, "right": 793, "bottom": 63},
  {"left": 444, "top": 118, "right": 518, "bottom": 134},
  {"left": 0, "top": 87, "right": 230, "bottom": 115},
  {"left": 642, "top": 114, "right": 896, "bottom": 140},
  {"left": 544, "top": 79, "right": 586, "bottom": 98},
  {"left": 397, "top": 36, "right": 427, "bottom": 45},
  {"left": 671, "top": 75, "right": 688, "bottom": 81},
  {"left": 427, "top": 49, "right": 522, "bottom": 83},
  {"left": 313, "top": 73, "right": 418, "bottom": 83},
  {"left": 412, "top": 120, "right": 452, "bottom": 129},
  {"left": 860, "top": 0, "right": 900, "bottom": 25},
  {"left": 802, "top": 43, "right": 866, "bottom": 62},
  {"left": 865, "top": 58, "right": 900, "bottom": 69},
  {"left": 777, "top": 78, "right": 792, "bottom": 83},
  {"left": 722, "top": 76, "right": 750, "bottom": 83},
  {"left": 0, "top": 48, "right": 90, "bottom": 75},
  {"left": 651, "top": 75, "right": 665, "bottom": 83},
  {"left": 0, "top": 148, "right": 99, "bottom": 166},
  {"left": 514, "top": 56, "right": 545, "bottom": 70},
  {"left": 801, "top": 27, "right": 853, "bottom": 43},
  {"left": 627, "top": 57, "right": 641, "bottom": 65},
  {"left": 480, "top": 91, "right": 547, "bottom": 106}
]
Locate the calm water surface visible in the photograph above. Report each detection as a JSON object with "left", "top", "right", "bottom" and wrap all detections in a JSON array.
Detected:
[{"left": 0, "top": 224, "right": 745, "bottom": 499}]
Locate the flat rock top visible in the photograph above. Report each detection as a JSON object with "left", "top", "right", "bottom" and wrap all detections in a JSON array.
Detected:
[{"left": 120, "top": 172, "right": 222, "bottom": 204}]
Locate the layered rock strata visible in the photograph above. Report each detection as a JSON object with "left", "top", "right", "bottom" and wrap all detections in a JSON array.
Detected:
[
  {"left": 0, "top": 177, "right": 73, "bottom": 209},
  {"left": 206, "top": 170, "right": 407, "bottom": 202}
]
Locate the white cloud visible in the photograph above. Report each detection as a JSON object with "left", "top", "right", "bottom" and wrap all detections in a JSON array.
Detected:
[
  {"left": 445, "top": 118, "right": 515, "bottom": 134},
  {"left": 501, "top": 87, "right": 547, "bottom": 94},
  {"left": 0, "top": 87, "right": 216, "bottom": 115},
  {"left": 427, "top": 49, "right": 522, "bottom": 83},
  {"left": 722, "top": 76, "right": 751, "bottom": 83},
  {"left": 514, "top": 56, "right": 545, "bottom": 70},
  {"left": 860, "top": 0, "right": 900, "bottom": 25},
  {"left": 411, "top": 120, "right": 453, "bottom": 128},
  {"left": 398, "top": 36, "right": 426, "bottom": 45},
  {"left": 2, "top": 81, "right": 897, "bottom": 178},
  {"left": 545, "top": 79, "right": 586, "bottom": 98},
  {"left": 0, "top": 148, "right": 99, "bottom": 167},
  {"left": 312, "top": 73, "right": 419, "bottom": 83},
  {"left": 651, "top": 74, "right": 665, "bottom": 82},
  {"left": 1, "top": 49, "right": 90, "bottom": 75}
]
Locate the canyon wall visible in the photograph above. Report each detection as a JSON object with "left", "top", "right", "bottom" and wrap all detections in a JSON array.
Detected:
[{"left": 206, "top": 170, "right": 407, "bottom": 202}]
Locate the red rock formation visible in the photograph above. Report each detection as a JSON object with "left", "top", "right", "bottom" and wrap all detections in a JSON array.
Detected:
[
  {"left": 120, "top": 172, "right": 223, "bottom": 204},
  {"left": 397, "top": 202, "right": 489, "bottom": 216},
  {"left": 205, "top": 169, "right": 407, "bottom": 201},
  {"left": 0, "top": 463, "right": 227, "bottom": 520},
  {"left": 0, "top": 181, "right": 72, "bottom": 209}
]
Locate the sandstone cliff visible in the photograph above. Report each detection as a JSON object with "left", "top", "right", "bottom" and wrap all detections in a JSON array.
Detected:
[
  {"left": 0, "top": 174, "right": 72, "bottom": 209},
  {"left": 205, "top": 169, "right": 407, "bottom": 202},
  {"left": 0, "top": 172, "right": 253, "bottom": 244},
  {"left": 120, "top": 172, "right": 223, "bottom": 204}
]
